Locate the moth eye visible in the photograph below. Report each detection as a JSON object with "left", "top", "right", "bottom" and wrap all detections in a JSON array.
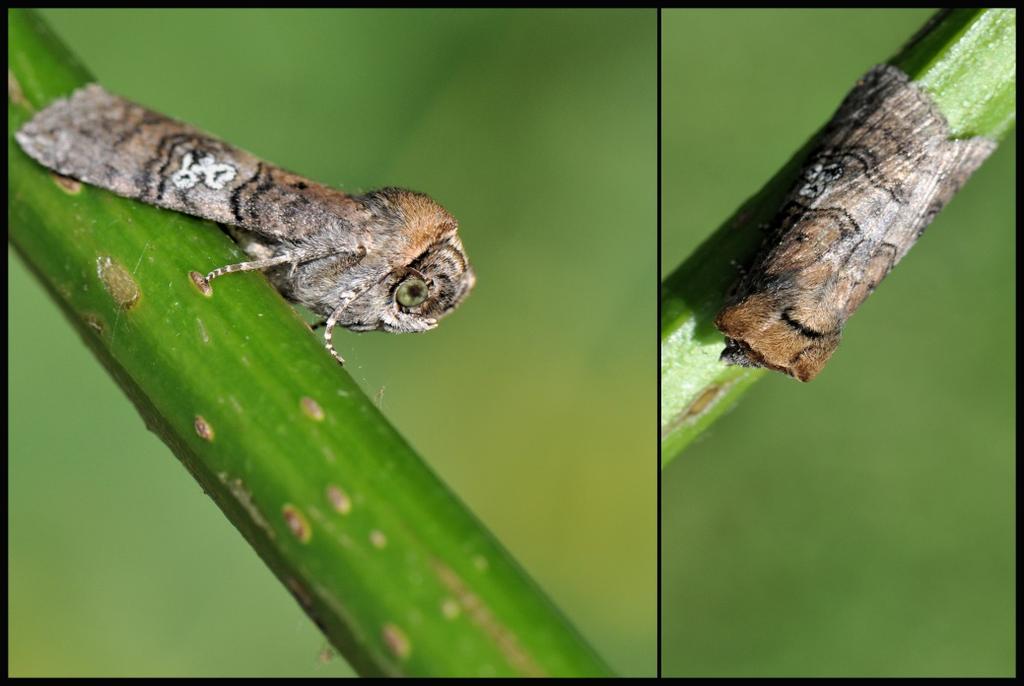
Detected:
[{"left": 396, "top": 276, "right": 428, "bottom": 308}]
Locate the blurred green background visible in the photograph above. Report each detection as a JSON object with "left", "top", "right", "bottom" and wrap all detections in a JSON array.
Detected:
[
  {"left": 662, "top": 9, "right": 1014, "bottom": 677},
  {"left": 8, "top": 9, "right": 656, "bottom": 677}
]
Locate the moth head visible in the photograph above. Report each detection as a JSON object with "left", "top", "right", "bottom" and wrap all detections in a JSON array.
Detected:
[
  {"left": 340, "top": 188, "right": 475, "bottom": 334},
  {"left": 715, "top": 292, "right": 840, "bottom": 382},
  {"left": 378, "top": 233, "right": 476, "bottom": 333}
]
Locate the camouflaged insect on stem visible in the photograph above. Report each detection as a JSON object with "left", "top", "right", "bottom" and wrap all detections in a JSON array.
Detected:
[
  {"left": 16, "top": 84, "right": 476, "bottom": 365},
  {"left": 715, "top": 64, "right": 995, "bottom": 382}
]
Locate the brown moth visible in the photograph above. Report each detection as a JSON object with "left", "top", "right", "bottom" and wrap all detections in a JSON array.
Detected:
[
  {"left": 715, "top": 64, "right": 995, "bottom": 382},
  {"left": 16, "top": 84, "right": 475, "bottom": 364}
]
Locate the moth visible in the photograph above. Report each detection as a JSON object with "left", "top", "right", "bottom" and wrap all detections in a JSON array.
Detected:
[
  {"left": 16, "top": 84, "right": 476, "bottom": 364},
  {"left": 715, "top": 64, "right": 995, "bottom": 382}
]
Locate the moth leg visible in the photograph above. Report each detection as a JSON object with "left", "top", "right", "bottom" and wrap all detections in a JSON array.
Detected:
[
  {"left": 199, "top": 244, "right": 366, "bottom": 290},
  {"left": 287, "top": 244, "right": 367, "bottom": 278},
  {"left": 321, "top": 283, "right": 374, "bottom": 366},
  {"left": 193, "top": 245, "right": 371, "bottom": 366},
  {"left": 204, "top": 253, "right": 296, "bottom": 285},
  {"left": 322, "top": 308, "right": 346, "bottom": 365},
  {"left": 190, "top": 252, "right": 298, "bottom": 296}
]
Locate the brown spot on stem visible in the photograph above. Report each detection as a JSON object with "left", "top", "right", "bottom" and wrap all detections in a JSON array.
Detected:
[
  {"left": 218, "top": 473, "right": 274, "bottom": 539},
  {"left": 326, "top": 484, "right": 351, "bottom": 515},
  {"left": 432, "top": 559, "right": 544, "bottom": 677},
  {"left": 381, "top": 623, "right": 411, "bottom": 661},
  {"left": 194, "top": 415, "right": 214, "bottom": 441},
  {"left": 283, "top": 504, "right": 312, "bottom": 542},
  {"left": 190, "top": 270, "right": 212, "bottom": 296},
  {"left": 50, "top": 172, "right": 82, "bottom": 194},
  {"left": 661, "top": 379, "right": 738, "bottom": 439},
  {"left": 686, "top": 384, "right": 721, "bottom": 418},
  {"left": 300, "top": 396, "right": 325, "bottom": 421},
  {"left": 96, "top": 256, "right": 140, "bottom": 310},
  {"left": 82, "top": 313, "right": 105, "bottom": 335},
  {"left": 369, "top": 530, "right": 387, "bottom": 549},
  {"left": 8, "top": 70, "right": 31, "bottom": 111},
  {"left": 441, "top": 598, "right": 460, "bottom": 620}
]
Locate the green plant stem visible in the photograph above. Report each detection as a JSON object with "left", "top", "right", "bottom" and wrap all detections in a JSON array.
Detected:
[
  {"left": 8, "top": 8, "right": 612, "bottom": 677},
  {"left": 660, "top": 8, "right": 1016, "bottom": 467}
]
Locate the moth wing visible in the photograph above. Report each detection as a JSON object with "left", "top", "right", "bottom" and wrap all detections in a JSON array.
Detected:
[
  {"left": 786, "top": 65, "right": 994, "bottom": 321},
  {"left": 15, "top": 84, "right": 361, "bottom": 243}
]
